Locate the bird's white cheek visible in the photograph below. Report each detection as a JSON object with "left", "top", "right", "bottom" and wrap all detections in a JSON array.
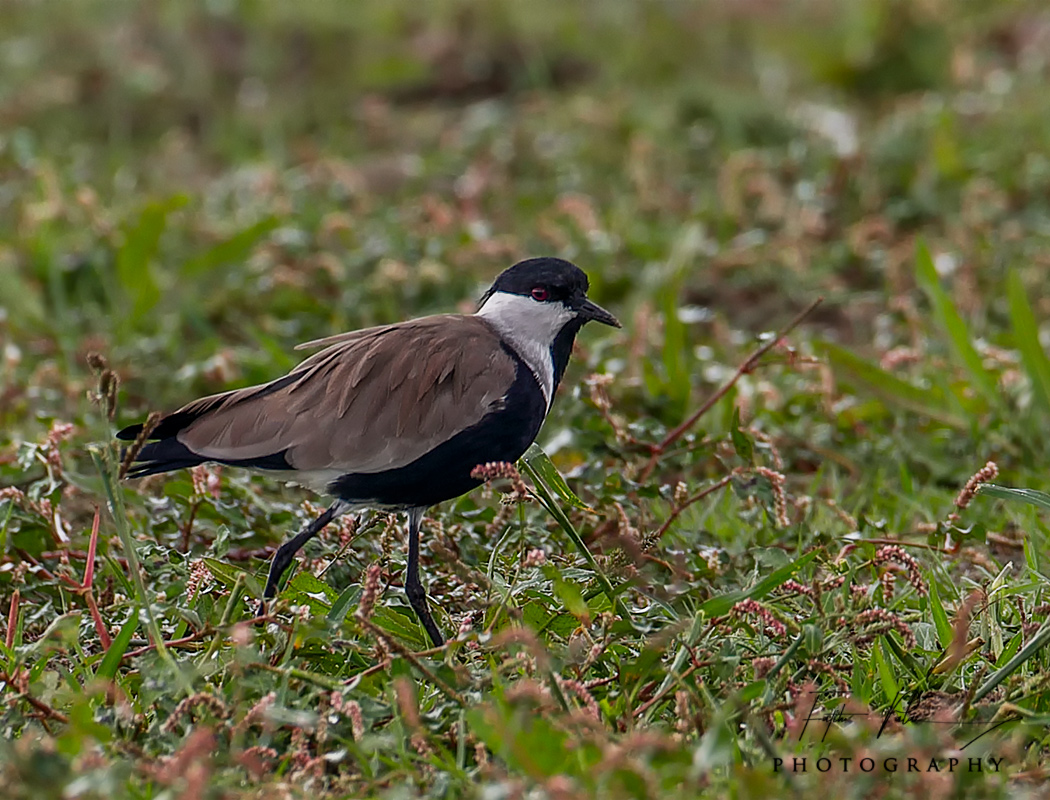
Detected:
[
  {"left": 476, "top": 293, "right": 575, "bottom": 349},
  {"left": 476, "top": 293, "right": 576, "bottom": 410}
]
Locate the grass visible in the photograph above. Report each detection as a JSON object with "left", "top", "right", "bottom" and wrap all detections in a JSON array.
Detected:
[{"left": 4, "top": 0, "right": 1050, "bottom": 797}]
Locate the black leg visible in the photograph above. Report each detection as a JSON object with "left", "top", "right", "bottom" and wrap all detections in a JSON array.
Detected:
[
  {"left": 404, "top": 507, "right": 444, "bottom": 647},
  {"left": 256, "top": 501, "right": 344, "bottom": 615}
]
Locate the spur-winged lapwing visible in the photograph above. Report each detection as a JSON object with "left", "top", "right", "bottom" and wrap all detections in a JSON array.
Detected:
[{"left": 117, "top": 257, "right": 620, "bottom": 646}]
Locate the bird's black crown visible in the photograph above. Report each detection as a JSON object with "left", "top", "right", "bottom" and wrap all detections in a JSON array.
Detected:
[{"left": 481, "top": 257, "right": 589, "bottom": 306}]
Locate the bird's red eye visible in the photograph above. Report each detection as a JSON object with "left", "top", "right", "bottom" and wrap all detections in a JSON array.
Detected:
[{"left": 531, "top": 287, "right": 550, "bottom": 301}]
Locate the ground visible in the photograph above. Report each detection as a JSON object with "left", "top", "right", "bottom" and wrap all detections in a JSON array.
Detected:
[{"left": 2, "top": 1, "right": 1050, "bottom": 798}]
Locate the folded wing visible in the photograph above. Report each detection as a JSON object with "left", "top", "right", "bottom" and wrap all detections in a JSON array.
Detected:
[{"left": 120, "top": 315, "right": 516, "bottom": 479}]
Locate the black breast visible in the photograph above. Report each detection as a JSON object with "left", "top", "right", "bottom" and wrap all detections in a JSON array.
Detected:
[{"left": 328, "top": 350, "right": 547, "bottom": 509}]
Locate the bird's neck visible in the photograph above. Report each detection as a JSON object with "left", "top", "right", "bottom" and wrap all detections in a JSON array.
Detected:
[
  {"left": 476, "top": 294, "right": 578, "bottom": 411},
  {"left": 550, "top": 317, "right": 584, "bottom": 393},
  {"left": 491, "top": 319, "right": 581, "bottom": 414}
]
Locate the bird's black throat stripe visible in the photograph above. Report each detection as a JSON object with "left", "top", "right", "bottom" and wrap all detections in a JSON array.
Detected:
[
  {"left": 551, "top": 316, "right": 585, "bottom": 392},
  {"left": 327, "top": 347, "right": 547, "bottom": 508}
]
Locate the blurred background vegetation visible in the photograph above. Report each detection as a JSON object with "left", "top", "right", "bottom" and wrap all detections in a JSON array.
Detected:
[{"left": 4, "top": 0, "right": 1050, "bottom": 797}]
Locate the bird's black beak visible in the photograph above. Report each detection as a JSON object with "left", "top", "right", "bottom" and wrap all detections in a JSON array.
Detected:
[{"left": 578, "top": 298, "right": 621, "bottom": 328}]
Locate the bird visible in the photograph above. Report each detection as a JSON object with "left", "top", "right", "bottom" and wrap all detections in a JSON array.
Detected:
[{"left": 117, "top": 256, "right": 620, "bottom": 647}]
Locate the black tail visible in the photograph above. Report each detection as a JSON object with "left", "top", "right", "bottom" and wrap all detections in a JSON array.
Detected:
[
  {"left": 117, "top": 415, "right": 291, "bottom": 479},
  {"left": 116, "top": 376, "right": 299, "bottom": 480},
  {"left": 115, "top": 423, "right": 142, "bottom": 442},
  {"left": 116, "top": 408, "right": 211, "bottom": 442},
  {"left": 118, "top": 433, "right": 207, "bottom": 479}
]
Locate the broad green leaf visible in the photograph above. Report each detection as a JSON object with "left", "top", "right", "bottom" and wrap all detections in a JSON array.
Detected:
[
  {"left": 327, "top": 584, "right": 361, "bottom": 624},
  {"left": 738, "top": 680, "right": 766, "bottom": 703},
  {"left": 914, "top": 239, "right": 998, "bottom": 405},
  {"left": 545, "top": 613, "right": 580, "bottom": 639},
  {"left": 202, "top": 557, "right": 263, "bottom": 600},
  {"left": 24, "top": 612, "right": 82, "bottom": 657},
  {"left": 521, "top": 443, "right": 591, "bottom": 511},
  {"left": 910, "top": 622, "right": 939, "bottom": 653},
  {"left": 287, "top": 572, "right": 339, "bottom": 603},
  {"left": 0, "top": 500, "right": 13, "bottom": 557},
  {"left": 281, "top": 572, "right": 338, "bottom": 614},
  {"left": 182, "top": 216, "right": 279, "bottom": 277},
  {"left": 117, "top": 195, "right": 187, "bottom": 322},
  {"left": 467, "top": 705, "right": 571, "bottom": 779},
  {"left": 730, "top": 405, "right": 754, "bottom": 463},
  {"left": 204, "top": 557, "right": 249, "bottom": 586},
  {"left": 1008, "top": 269, "right": 1050, "bottom": 417},
  {"left": 69, "top": 695, "right": 113, "bottom": 743},
  {"left": 553, "top": 578, "right": 589, "bottom": 619},
  {"left": 803, "top": 624, "right": 823, "bottom": 654},
  {"left": 213, "top": 524, "right": 231, "bottom": 558},
  {"left": 522, "top": 601, "right": 556, "bottom": 633},
  {"left": 817, "top": 340, "right": 965, "bottom": 427},
  {"left": 693, "top": 706, "right": 737, "bottom": 771},
  {"left": 370, "top": 606, "right": 428, "bottom": 650}
]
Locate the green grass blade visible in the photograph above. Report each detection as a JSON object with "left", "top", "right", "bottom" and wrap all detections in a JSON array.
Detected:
[
  {"left": 519, "top": 457, "right": 634, "bottom": 626},
  {"left": 327, "top": 584, "right": 361, "bottom": 624},
  {"left": 874, "top": 639, "right": 899, "bottom": 702},
  {"left": 759, "top": 633, "right": 807, "bottom": 706},
  {"left": 91, "top": 446, "right": 194, "bottom": 696},
  {"left": 1023, "top": 535, "right": 1040, "bottom": 574},
  {"left": 116, "top": 195, "right": 187, "bottom": 324},
  {"left": 0, "top": 499, "right": 13, "bottom": 554},
  {"left": 978, "top": 484, "right": 1050, "bottom": 512},
  {"left": 660, "top": 280, "right": 690, "bottom": 415},
  {"left": 521, "top": 443, "right": 592, "bottom": 511},
  {"left": 973, "top": 620, "right": 1050, "bottom": 703},
  {"left": 816, "top": 341, "right": 965, "bottom": 427},
  {"left": 96, "top": 610, "right": 139, "bottom": 681},
  {"left": 994, "top": 630, "right": 1023, "bottom": 669},
  {"left": 928, "top": 582, "right": 953, "bottom": 649},
  {"left": 881, "top": 629, "right": 924, "bottom": 684},
  {"left": 914, "top": 239, "right": 998, "bottom": 406},
  {"left": 1007, "top": 269, "right": 1050, "bottom": 417},
  {"left": 698, "top": 548, "right": 820, "bottom": 617}
]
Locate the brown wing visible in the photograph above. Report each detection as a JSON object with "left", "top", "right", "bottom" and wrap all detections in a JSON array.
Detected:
[{"left": 174, "top": 315, "right": 516, "bottom": 474}]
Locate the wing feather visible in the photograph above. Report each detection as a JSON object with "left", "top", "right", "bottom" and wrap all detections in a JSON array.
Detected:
[{"left": 175, "top": 315, "right": 516, "bottom": 474}]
